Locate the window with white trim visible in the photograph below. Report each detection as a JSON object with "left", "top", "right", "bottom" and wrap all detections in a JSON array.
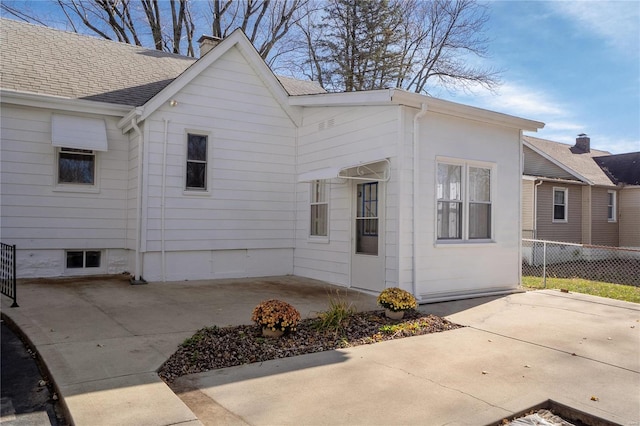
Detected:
[
  {"left": 607, "top": 190, "right": 617, "bottom": 222},
  {"left": 66, "top": 250, "right": 101, "bottom": 269},
  {"left": 436, "top": 160, "right": 493, "bottom": 241},
  {"left": 186, "top": 133, "right": 208, "bottom": 190},
  {"left": 310, "top": 180, "right": 328, "bottom": 237},
  {"left": 58, "top": 147, "right": 95, "bottom": 184},
  {"left": 552, "top": 187, "right": 568, "bottom": 222}
]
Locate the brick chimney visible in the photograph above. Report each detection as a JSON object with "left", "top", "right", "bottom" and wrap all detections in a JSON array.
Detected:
[
  {"left": 575, "top": 133, "right": 591, "bottom": 153},
  {"left": 198, "top": 35, "right": 223, "bottom": 57}
]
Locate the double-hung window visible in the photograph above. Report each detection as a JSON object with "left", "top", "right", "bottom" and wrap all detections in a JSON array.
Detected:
[
  {"left": 607, "top": 190, "right": 616, "bottom": 222},
  {"left": 58, "top": 147, "right": 95, "bottom": 185},
  {"left": 186, "top": 133, "right": 208, "bottom": 190},
  {"left": 437, "top": 160, "right": 493, "bottom": 241},
  {"left": 553, "top": 187, "right": 568, "bottom": 222},
  {"left": 310, "top": 180, "right": 328, "bottom": 237}
]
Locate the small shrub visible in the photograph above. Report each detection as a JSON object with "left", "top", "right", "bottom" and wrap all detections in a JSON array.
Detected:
[
  {"left": 314, "top": 291, "right": 357, "bottom": 334},
  {"left": 377, "top": 287, "right": 417, "bottom": 312},
  {"left": 251, "top": 299, "right": 301, "bottom": 332}
]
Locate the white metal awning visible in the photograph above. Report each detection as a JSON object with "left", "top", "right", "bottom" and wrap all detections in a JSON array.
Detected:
[
  {"left": 298, "top": 159, "right": 390, "bottom": 182},
  {"left": 51, "top": 114, "right": 108, "bottom": 151}
]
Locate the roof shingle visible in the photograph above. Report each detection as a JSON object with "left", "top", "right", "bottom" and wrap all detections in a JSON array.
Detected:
[
  {"left": 0, "top": 18, "right": 324, "bottom": 107},
  {"left": 523, "top": 135, "right": 616, "bottom": 187}
]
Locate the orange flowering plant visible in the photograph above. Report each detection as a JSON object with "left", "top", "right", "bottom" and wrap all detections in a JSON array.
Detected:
[
  {"left": 251, "top": 299, "right": 301, "bottom": 332},
  {"left": 377, "top": 287, "right": 417, "bottom": 312}
]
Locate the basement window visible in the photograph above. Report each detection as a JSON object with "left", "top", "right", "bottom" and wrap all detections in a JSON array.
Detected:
[{"left": 66, "top": 250, "right": 101, "bottom": 269}]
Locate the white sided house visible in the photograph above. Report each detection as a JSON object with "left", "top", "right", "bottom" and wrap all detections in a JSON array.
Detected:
[{"left": 0, "top": 19, "right": 543, "bottom": 302}]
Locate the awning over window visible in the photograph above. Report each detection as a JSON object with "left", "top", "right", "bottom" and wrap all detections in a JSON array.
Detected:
[
  {"left": 298, "top": 159, "right": 390, "bottom": 182},
  {"left": 51, "top": 114, "right": 108, "bottom": 151}
]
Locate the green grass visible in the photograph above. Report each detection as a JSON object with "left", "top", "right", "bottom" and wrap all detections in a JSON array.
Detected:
[{"left": 522, "top": 276, "right": 640, "bottom": 303}]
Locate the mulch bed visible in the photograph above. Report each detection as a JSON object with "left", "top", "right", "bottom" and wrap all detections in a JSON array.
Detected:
[{"left": 158, "top": 310, "right": 461, "bottom": 383}]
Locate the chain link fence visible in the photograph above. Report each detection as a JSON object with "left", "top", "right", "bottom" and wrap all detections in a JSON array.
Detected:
[{"left": 522, "top": 239, "right": 640, "bottom": 287}]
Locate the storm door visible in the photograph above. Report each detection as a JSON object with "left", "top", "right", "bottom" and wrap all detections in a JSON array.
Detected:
[{"left": 351, "top": 181, "right": 385, "bottom": 292}]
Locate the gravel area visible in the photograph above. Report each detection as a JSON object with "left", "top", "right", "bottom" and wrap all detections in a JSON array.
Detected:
[{"left": 159, "top": 310, "right": 461, "bottom": 383}]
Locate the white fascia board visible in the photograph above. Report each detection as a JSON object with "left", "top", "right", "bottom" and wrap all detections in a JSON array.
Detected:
[
  {"left": 522, "top": 174, "right": 587, "bottom": 185},
  {"left": 0, "top": 89, "right": 131, "bottom": 117},
  {"left": 523, "top": 140, "right": 594, "bottom": 185},
  {"left": 288, "top": 88, "right": 544, "bottom": 132},
  {"left": 288, "top": 89, "right": 394, "bottom": 106},
  {"left": 136, "top": 29, "right": 300, "bottom": 126},
  {"left": 391, "top": 89, "right": 545, "bottom": 132},
  {"left": 117, "top": 107, "right": 144, "bottom": 133}
]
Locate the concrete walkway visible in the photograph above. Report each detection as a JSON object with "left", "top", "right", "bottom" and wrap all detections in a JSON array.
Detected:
[{"left": 2, "top": 276, "right": 639, "bottom": 425}]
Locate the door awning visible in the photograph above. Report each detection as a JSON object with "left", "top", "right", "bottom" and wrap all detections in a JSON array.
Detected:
[
  {"left": 298, "top": 159, "right": 390, "bottom": 182},
  {"left": 51, "top": 114, "right": 108, "bottom": 151}
]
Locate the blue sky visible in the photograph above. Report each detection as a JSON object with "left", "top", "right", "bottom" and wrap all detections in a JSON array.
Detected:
[
  {"left": 3, "top": 1, "right": 639, "bottom": 154},
  {"left": 436, "top": 1, "right": 640, "bottom": 154}
]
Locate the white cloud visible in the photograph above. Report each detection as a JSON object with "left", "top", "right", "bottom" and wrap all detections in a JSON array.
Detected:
[{"left": 550, "top": 1, "right": 640, "bottom": 53}]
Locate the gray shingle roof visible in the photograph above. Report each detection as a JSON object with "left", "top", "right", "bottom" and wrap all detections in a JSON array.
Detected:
[
  {"left": 0, "top": 18, "right": 324, "bottom": 107},
  {"left": 593, "top": 152, "right": 640, "bottom": 185},
  {"left": 523, "top": 135, "right": 616, "bottom": 186}
]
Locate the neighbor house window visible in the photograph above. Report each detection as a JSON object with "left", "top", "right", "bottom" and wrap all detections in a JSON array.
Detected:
[
  {"left": 58, "top": 147, "right": 95, "bottom": 184},
  {"left": 553, "top": 187, "right": 568, "bottom": 222},
  {"left": 186, "top": 133, "right": 208, "bottom": 190},
  {"left": 310, "top": 180, "right": 328, "bottom": 237},
  {"left": 66, "top": 250, "right": 101, "bottom": 269},
  {"left": 607, "top": 190, "right": 616, "bottom": 222},
  {"left": 437, "top": 161, "right": 493, "bottom": 241}
]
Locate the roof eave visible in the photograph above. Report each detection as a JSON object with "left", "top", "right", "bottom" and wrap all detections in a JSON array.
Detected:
[
  {"left": 0, "top": 89, "right": 132, "bottom": 116},
  {"left": 288, "top": 88, "right": 545, "bottom": 132},
  {"left": 391, "top": 89, "right": 545, "bottom": 131}
]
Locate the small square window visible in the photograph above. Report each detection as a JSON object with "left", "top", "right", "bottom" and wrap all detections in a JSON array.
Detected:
[
  {"left": 58, "top": 148, "right": 95, "bottom": 184},
  {"left": 66, "top": 251, "right": 84, "bottom": 268}
]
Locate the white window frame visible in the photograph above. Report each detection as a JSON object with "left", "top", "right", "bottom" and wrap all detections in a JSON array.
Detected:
[
  {"left": 65, "top": 250, "right": 104, "bottom": 275},
  {"left": 53, "top": 147, "right": 100, "bottom": 193},
  {"left": 184, "top": 131, "right": 210, "bottom": 194},
  {"left": 607, "top": 190, "right": 617, "bottom": 222},
  {"left": 552, "top": 187, "right": 568, "bottom": 223},
  {"left": 309, "top": 180, "right": 329, "bottom": 242},
  {"left": 435, "top": 158, "right": 495, "bottom": 243}
]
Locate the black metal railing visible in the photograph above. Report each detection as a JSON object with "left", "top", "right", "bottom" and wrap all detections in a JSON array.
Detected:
[{"left": 1, "top": 243, "right": 18, "bottom": 307}]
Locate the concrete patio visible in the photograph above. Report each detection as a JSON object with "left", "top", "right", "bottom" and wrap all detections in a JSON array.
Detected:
[{"left": 1, "top": 275, "right": 639, "bottom": 425}]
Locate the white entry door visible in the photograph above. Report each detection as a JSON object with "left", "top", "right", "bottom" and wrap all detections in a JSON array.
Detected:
[{"left": 351, "top": 181, "right": 385, "bottom": 292}]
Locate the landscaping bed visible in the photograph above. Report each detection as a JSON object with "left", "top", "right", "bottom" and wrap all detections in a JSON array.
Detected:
[{"left": 158, "top": 310, "right": 461, "bottom": 383}]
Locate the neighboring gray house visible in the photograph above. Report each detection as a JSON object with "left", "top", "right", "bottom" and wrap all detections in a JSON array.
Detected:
[
  {"left": 594, "top": 152, "right": 640, "bottom": 248},
  {"left": 1, "top": 19, "right": 544, "bottom": 303},
  {"left": 522, "top": 134, "right": 639, "bottom": 248}
]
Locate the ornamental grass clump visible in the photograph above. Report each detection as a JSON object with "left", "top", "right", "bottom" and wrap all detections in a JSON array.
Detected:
[
  {"left": 251, "top": 299, "right": 301, "bottom": 332},
  {"left": 377, "top": 287, "right": 417, "bottom": 312}
]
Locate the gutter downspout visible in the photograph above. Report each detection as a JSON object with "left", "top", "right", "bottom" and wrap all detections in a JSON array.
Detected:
[
  {"left": 161, "top": 118, "right": 169, "bottom": 282},
  {"left": 533, "top": 179, "right": 543, "bottom": 239},
  {"left": 412, "top": 103, "right": 428, "bottom": 300},
  {"left": 131, "top": 115, "right": 147, "bottom": 284}
]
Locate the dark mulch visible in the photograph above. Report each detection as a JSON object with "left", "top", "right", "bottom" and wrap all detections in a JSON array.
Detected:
[{"left": 158, "top": 310, "right": 461, "bottom": 383}]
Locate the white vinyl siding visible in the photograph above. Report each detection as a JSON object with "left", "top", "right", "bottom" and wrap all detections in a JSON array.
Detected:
[
  {"left": 418, "top": 112, "right": 521, "bottom": 299},
  {"left": 0, "top": 105, "right": 129, "bottom": 276},
  {"left": 294, "top": 104, "right": 399, "bottom": 287},
  {"left": 138, "top": 45, "right": 297, "bottom": 280}
]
